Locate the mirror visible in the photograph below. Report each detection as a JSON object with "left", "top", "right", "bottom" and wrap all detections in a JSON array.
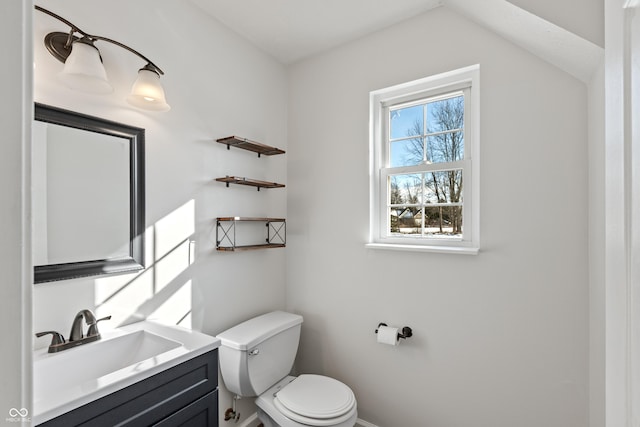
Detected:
[{"left": 33, "top": 103, "right": 145, "bottom": 284}]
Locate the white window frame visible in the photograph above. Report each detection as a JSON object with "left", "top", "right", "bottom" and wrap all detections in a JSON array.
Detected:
[{"left": 367, "top": 65, "right": 480, "bottom": 254}]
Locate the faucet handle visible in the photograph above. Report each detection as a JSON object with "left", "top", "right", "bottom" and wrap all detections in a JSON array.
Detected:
[
  {"left": 87, "top": 315, "right": 112, "bottom": 337},
  {"left": 35, "top": 331, "right": 66, "bottom": 347}
]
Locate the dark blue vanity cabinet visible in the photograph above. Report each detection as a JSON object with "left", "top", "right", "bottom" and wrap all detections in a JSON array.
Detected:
[{"left": 39, "top": 350, "right": 218, "bottom": 427}]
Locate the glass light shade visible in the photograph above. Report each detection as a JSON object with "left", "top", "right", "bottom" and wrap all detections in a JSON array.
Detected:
[
  {"left": 126, "top": 69, "right": 170, "bottom": 112},
  {"left": 58, "top": 40, "right": 113, "bottom": 94}
]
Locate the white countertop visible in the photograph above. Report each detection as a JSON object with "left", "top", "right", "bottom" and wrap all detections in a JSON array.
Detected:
[{"left": 33, "top": 321, "right": 220, "bottom": 425}]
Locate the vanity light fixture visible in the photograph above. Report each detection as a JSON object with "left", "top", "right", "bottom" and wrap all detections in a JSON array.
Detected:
[{"left": 35, "top": 5, "right": 171, "bottom": 112}]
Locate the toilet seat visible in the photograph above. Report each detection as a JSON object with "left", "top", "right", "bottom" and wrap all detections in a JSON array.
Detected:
[{"left": 273, "top": 375, "right": 356, "bottom": 426}]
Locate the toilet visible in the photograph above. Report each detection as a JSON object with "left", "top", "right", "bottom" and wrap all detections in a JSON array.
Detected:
[{"left": 216, "top": 311, "right": 358, "bottom": 427}]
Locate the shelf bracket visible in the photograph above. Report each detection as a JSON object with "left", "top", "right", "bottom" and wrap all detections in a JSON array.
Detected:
[
  {"left": 268, "top": 221, "right": 286, "bottom": 246},
  {"left": 216, "top": 220, "right": 236, "bottom": 250}
]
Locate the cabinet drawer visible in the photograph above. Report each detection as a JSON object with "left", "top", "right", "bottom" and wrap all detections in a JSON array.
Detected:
[
  {"left": 39, "top": 350, "right": 218, "bottom": 427},
  {"left": 154, "top": 390, "right": 218, "bottom": 426}
]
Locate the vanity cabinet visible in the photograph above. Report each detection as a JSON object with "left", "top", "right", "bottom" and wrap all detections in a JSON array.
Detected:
[{"left": 38, "top": 350, "right": 218, "bottom": 427}]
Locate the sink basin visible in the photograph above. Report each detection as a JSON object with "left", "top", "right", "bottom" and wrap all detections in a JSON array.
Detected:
[
  {"left": 33, "top": 321, "right": 220, "bottom": 425},
  {"left": 34, "top": 330, "right": 181, "bottom": 394}
]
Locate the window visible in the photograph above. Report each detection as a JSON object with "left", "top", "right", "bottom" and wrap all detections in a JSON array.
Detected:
[{"left": 368, "top": 65, "right": 479, "bottom": 254}]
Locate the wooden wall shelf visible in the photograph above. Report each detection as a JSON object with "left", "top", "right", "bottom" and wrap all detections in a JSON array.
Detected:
[
  {"left": 216, "top": 136, "right": 285, "bottom": 157},
  {"left": 216, "top": 217, "right": 286, "bottom": 251},
  {"left": 214, "top": 135, "right": 286, "bottom": 251},
  {"left": 215, "top": 176, "right": 285, "bottom": 190}
]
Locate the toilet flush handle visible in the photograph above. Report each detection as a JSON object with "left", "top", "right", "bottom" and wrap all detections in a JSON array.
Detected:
[{"left": 249, "top": 348, "right": 260, "bottom": 356}]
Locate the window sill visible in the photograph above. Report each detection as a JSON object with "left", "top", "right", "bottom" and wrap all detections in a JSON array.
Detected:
[{"left": 365, "top": 242, "right": 479, "bottom": 255}]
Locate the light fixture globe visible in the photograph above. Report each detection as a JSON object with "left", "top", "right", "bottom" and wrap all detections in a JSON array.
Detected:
[
  {"left": 57, "top": 38, "right": 113, "bottom": 94},
  {"left": 126, "top": 65, "right": 170, "bottom": 112}
]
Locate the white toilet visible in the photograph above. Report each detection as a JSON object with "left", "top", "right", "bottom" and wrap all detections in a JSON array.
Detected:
[{"left": 216, "top": 311, "right": 358, "bottom": 427}]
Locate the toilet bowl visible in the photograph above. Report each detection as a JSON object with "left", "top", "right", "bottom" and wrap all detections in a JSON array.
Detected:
[
  {"left": 216, "top": 311, "right": 357, "bottom": 427},
  {"left": 256, "top": 375, "right": 357, "bottom": 427}
]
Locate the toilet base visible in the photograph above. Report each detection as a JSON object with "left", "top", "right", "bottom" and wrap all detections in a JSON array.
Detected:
[{"left": 256, "top": 406, "right": 278, "bottom": 427}]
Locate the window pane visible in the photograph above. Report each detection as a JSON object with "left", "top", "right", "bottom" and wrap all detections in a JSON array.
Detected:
[
  {"left": 423, "top": 170, "right": 463, "bottom": 204},
  {"left": 424, "top": 206, "right": 463, "bottom": 237},
  {"left": 390, "top": 138, "right": 423, "bottom": 167},
  {"left": 390, "top": 206, "right": 421, "bottom": 235},
  {"left": 427, "top": 131, "right": 464, "bottom": 163},
  {"left": 390, "top": 105, "right": 423, "bottom": 140},
  {"left": 427, "top": 95, "right": 464, "bottom": 134},
  {"left": 389, "top": 174, "right": 422, "bottom": 205}
]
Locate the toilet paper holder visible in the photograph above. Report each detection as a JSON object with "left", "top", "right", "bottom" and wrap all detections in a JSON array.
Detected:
[{"left": 375, "top": 323, "right": 413, "bottom": 340}]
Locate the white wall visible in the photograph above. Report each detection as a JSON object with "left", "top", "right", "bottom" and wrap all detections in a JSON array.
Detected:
[
  {"left": 0, "top": 0, "right": 33, "bottom": 422},
  {"left": 32, "top": 0, "right": 287, "bottom": 420},
  {"left": 507, "top": 0, "right": 603, "bottom": 47},
  {"left": 286, "top": 7, "right": 589, "bottom": 427},
  {"left": 588, "top": 64, "right": 605, "bottom": 427},
  {"left": 603, "top": 2, "right": 640, "bottom": 425}
]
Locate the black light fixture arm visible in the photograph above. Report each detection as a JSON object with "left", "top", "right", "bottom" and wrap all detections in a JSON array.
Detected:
[{"left": 35, "top": 5, "right": 164, "bottom": 75}]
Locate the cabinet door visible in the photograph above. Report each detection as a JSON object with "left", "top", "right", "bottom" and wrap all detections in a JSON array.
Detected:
[{"left": 154, "top": 390, "right": 218, "bottom": 427}]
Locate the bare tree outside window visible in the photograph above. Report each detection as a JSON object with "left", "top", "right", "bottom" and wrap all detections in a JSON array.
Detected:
[{"left": 389, "top": 95, "right": 464, "bottom": 237}]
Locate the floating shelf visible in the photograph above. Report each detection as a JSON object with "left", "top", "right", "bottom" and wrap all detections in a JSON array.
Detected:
[
  {"left": 216, "top": 217, "right": 286, "bottom": 251},
  {"left": 216, "top": 136, "right": 285, "bottom": 157},
  {"left": 218, "top": 243, "right": 286, "bottom": 251},
  {"left": 215, "top": 176, "right": 285, "bottom": 191}
]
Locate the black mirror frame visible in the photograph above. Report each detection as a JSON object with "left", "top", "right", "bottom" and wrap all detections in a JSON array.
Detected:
[{"left": 34, "top": 103, "right": 146, "bottom": 284}]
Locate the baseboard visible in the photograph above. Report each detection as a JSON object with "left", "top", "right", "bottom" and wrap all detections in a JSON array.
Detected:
[
  {"left": 356, "top": 418, "right": 380, "bottom": 427},
  {"left": 236, "top": 412, "right": 260, "bottom": 427},
  {"left": 235, "top": 412, "right": 379, "bottom": 427}
]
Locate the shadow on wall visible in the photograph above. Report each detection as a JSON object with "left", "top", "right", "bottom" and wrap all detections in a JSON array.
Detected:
[{"left": 93, "top": 199, "right": 196, "bottom": 328}]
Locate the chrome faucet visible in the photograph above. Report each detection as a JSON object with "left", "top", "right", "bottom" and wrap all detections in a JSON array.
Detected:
[
  {"left": 35, "top": 309, "right": 111, "bottom": 353},
  {"left": 69, "top": 309, "right": 97, "bottom": 341}
]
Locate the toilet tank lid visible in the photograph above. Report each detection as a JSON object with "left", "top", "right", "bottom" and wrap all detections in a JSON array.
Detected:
[{"left": 216, "top": 311, "right": 303, "bottom": 351}]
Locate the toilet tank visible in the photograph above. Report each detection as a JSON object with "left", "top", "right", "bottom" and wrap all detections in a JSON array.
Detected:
[{"left": 216, "top": 311, "right": 303, "bottom": 397}]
